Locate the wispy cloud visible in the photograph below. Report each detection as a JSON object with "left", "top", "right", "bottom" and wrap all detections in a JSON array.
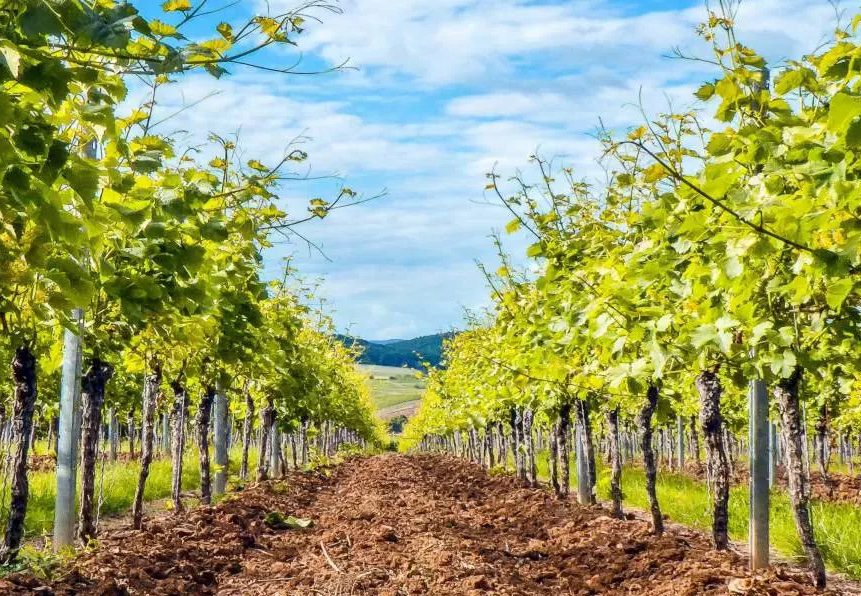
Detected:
[{"left": 146, "top": 0, "right": 839, "bottom": 338}]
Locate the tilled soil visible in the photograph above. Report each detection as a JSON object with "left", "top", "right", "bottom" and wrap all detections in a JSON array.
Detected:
[
  {"left": 28, "top": 454, "right": 57, "bottom": 473},
  {"left": 2, "top": 454, "right": 857, "bottom": 595},
  {"left": 28, "top": 452, "right": 142, "bottom": 473},
  {"left": 671, "top": 462, "right": 861, "bottom": 506},
  {"left": 805, "top": 471, "right": 861, "bottom": 505}
]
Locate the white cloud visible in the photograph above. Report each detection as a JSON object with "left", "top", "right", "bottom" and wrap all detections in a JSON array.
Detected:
[
  {"left": 278, "top": 0, "right": 702, "bottom": 85},
  {"left": 131, "top": 74, "right": 452, "bottom": 177},
  {"left": 263, "top": 0, "right": 837, "bottom": 87},
  {"left": 142, "top": 0, "right": 843, "bottom": 338},
  {"left": 447, "top": 92, "right": 571, "bottom": 120}
]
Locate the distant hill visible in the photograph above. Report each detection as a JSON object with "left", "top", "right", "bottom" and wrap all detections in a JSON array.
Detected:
[{"left": 338, "top": 333, "right": 452, "bottom": 369}]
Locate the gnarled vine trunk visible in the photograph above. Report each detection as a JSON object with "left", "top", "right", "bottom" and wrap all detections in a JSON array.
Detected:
[
  {"left": 690, "top": 414, "right": 700, "bottom": 466},
  {"left": 196, "top": 385, "right": 215, "bottom": 505},
  {"left": 290, "top": 432, "right": 298, "bottom": 469},
  {"left": 816, "top": 404, "right": 829, "bottom": 481},
  {"left": 696, "top": 368, "right": 730, "bottom": 550},
  {"left": 558, "top": 403, "right": 571, "bottom": 497},
  {"left": 78, "top": 358, "right": 114, "bottom": 543},
  {"left": 127, "top": 410, "right": 135, "bottom": 459},
  {"left": 300, "top": 417, "right": 309, "bottom": 466},
  {"left": 132, "top": 363, "right": 161, "bottom": 529},
  {"left": 28, "top": 414, "right": 37, "bottom": 453},
  {"left": 774, "top": 367, "right": 826, "bottom": 588},
  {"left": 523, "top": 408, "right": 536, "bottom": 486},
  {"left": 485, "top": 427, "right": 495, "bottom": 468},
  {"left": 108, "top": 409, "right": 118, "bottom": 462},
  {"left": 1, "top": 346, "right": 37, "bottom": 563},
  {"left": 497, "top": 421, "right": 508, "bottom": 470},
  {"left": 510, "top": 408, "right": 523, "bottom": 479},
  {"left": 170, "top": 378, "right": 189, "bottom": 514},
  {"left": 576, "top": 399, "right": 597, "bottom": 504},
  {"left": 47, "top": 417, "right": 56, "bottom": 456},
  {"left": 723, "top": 425, "right": 736, "bottom": 472},
  {"left": 240, "top": 388, "right": 254, "bottom": 479},
  {"left": 257, "top": 400, "right": 275, "bottom": 481},
  {"left": 549, "top": 415, "right": 560, "bottom": 496},
  {"left": 638, "top": 384, "right": 663, "bottom": 535},
  {"left": 273, "top": 424, "right": 286, "bottom": 477},
  {"left": 607, "top": 407, "right": 623, "bottom": 518}
]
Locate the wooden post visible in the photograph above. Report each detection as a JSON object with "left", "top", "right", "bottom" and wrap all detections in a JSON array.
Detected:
[{"left": 676, "top": 415, "right": 685, "bottom": 471}]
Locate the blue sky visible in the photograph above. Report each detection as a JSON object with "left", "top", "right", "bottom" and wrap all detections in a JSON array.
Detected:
[{"left": 144, "top": 0, "right": 839, "bottom": 338}]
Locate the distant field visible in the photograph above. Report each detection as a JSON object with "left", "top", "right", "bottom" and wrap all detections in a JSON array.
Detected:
[{"left": 359, "top": 364, "right": 425, "bottom": 419}]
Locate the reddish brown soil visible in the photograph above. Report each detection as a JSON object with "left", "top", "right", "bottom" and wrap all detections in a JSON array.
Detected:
[
  {"left": 28, "top": 454, "right": 56, "bottom": 472},
  {"left": 669, "top": 461, "right": 861, "bottom": 506},
  {"left": 28, "top": 452, "right": 152, "bottom": 473},
  {"left": 1, "top": 454, "right": 855, "bottom": 595},
  {"left": 806, "top": 471, "right": 861, "bottom": 505}
]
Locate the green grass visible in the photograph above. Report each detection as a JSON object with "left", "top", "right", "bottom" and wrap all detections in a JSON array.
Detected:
[
  {"left": 529, "top": 452, "right": 861, "bottom": 579},
  {"left": 359, "top": 364, "right": 425, "bottom": 412},
  {"left": 8, "top": 443, "right": 261, "bottom": 539}
]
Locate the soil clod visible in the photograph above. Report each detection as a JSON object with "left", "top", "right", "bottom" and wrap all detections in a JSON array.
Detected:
[{"left": 1, "top": 454, "right": 855, "bottom": 595}]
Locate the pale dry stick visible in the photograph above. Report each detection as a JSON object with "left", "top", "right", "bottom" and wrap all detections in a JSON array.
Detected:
[{"left": 321, "top": 540, "right": 342, "bottom": 573}]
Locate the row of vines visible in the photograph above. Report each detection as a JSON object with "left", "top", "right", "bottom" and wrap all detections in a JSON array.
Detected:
[
  {"left": 404, "top": 4, "right": 861, "bottom": 589},
  {"left": 0, "top": 0, "right": 384, "bottom": 564}
]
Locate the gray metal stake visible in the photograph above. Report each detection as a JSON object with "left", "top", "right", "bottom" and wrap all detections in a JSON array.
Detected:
[
  {"left": 213, "top": 379, "right": 229, "bottom": 495},
  {"left": 54, "top": 309, "right": 83, "bottom": 550},
  {"left": 749, "top": 378, "right": 770, "bottom": 570}
]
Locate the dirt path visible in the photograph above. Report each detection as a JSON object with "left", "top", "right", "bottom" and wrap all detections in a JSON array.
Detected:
[
  {"left": 2, "top": 454, "right": 856, "bottom": 595},
  {"left": 377, "top": 399, "right": 421, "bottom": 420}
]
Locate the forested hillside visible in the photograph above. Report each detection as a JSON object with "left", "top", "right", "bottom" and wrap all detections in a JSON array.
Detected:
[{"left": 338, "top": 333, "right": 453, "bottom": 368}]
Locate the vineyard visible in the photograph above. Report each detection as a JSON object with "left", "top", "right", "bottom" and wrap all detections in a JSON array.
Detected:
[
  {"left": 401, "top": 3, "right": 861, "bottom": 594},
  {"left": 1, "top": 0, "right": 861, "bottom": 595},
  {"left": 0, "top": 0, "right": 385, "bottom": 578}
]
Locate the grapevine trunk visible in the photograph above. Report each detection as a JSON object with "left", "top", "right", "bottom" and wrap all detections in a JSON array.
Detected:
[
  {"left": 132, "top": 363, "right": 161, "bottom": 529},
  {"left": 638, "top": 384, "right": 663, "bottom": 535},
  {"left": 78, "top": 358, "right": 114, "bottom": 543},
  {"left": 257, "top": 401, "right": 274, "bottom": 481},
  {"left": 558, "top": 403, "right": 571, "bottom": 497},
  {"left": 774, "top": 367, "right": 826, "bottom": 588},
  {"left": 607, "top": 407, "right": 623, "bottom": 519},
  {"left": 240, "top": 389, "right": 254, "bottom": 479},
  {"left": 576, "top": 399, "right": 597, "bottom": 504},
  {"left": 549, "top": 417, "right": 560, "bottom": 496},
  {"left": 196, "top": 385, "right": 215, "bottom": 505},
  {"left": 696, "top": 368, "right": 730, "bottom": 550},
  {"left": 1, "top": 346, "right": 37, "bottom": 563},
  {"left": 690, "top": 414, "right": 701, "bottom": 465},
  {"left": 170, "top": 378, "right": 188, "bottom": 514}
]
